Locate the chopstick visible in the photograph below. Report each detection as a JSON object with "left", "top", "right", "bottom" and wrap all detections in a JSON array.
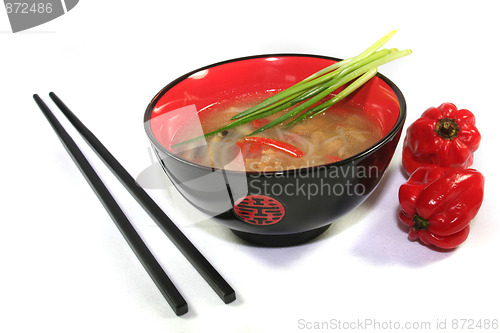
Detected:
[
  {"left": 33, "top": 94, "right": 188, "bottom": 316},
  {"left": 45, "top": 92, "right": 236, "bottom": 303}
]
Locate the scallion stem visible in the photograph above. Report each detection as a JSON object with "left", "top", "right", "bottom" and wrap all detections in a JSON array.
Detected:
[
  {"left": 173, "top": 31, "right": 411, "bottom": 147},
  {"left": 287, "top": 68, "right": 379, "bottom": 126},
  {"left": 247, "top": 49, "right": 397, "bottom": 135},
  {"left": 230, "top": 31, "right": 397, "bottom": 121}
]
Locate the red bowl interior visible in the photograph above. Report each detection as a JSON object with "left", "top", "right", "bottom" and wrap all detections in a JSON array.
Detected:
[{"left": 147, "top": 55, "right": 402, "bottom": 153}]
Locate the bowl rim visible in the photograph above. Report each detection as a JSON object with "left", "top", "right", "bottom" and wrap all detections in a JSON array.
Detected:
[{"left": 144, "top": 53, "right": 407, "bottom": 176}]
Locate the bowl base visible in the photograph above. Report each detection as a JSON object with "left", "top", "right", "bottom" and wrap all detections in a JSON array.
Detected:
[{"left": 230, "top": 224, "right": 331, "bottom": 247}]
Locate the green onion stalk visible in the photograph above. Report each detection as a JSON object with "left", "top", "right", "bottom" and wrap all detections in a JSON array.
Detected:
[{"left": 174, "top": 30, "right": 411, "bottom": 147}]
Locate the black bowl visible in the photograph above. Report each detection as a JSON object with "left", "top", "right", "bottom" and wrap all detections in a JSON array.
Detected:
[{"left": 144, "top": 54, "right": 406, "bottom": 246}]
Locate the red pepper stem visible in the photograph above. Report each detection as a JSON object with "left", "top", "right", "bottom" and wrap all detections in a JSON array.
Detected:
[
  {"left": 412, "top": 214, "right": 429, "bottom": 230},
  {"left": 435, "top": 118, "right": 459, "bottom": 140}
]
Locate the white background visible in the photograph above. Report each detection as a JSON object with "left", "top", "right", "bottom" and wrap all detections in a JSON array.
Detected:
[{"left": 1, "top": 1, "right": 499, "bottom": 332}]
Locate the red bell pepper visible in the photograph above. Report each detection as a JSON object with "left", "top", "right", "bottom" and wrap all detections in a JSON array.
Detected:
[
  {"left": 250, "top": 118, "right": 270, "bottom": 129},
  {"left": 398, "top": 165, "right": 484, "bottom": 249},
  {"left": 235, "top": 141, "right": 264, "bottom": 159},
  {"left": 402, "top": 103, "right": 481, "bottom": 175},
  {"left": 244, "top": 136, "right": 305, "bottom": 158},
  {"left": 326, "top": 155, "right": 342, "bottom": 163}
]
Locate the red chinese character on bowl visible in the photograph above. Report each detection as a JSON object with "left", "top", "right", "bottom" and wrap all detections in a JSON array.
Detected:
[{"left": 234, "top": 195, "right": 285, "bottom": 225}]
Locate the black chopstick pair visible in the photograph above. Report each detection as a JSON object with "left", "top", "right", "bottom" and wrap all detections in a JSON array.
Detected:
[{"left": 33, "top": 92, "right": 235, "bottom": 316}]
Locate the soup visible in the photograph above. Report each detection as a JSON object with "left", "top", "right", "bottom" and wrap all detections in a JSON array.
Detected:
[{"left": 171, "top": 95, "right": 383, "bottom": 172}]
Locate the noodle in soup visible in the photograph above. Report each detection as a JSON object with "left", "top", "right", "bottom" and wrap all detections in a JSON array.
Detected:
[{"left": 171, "top": 96, "right": 383, "bottom": 172}]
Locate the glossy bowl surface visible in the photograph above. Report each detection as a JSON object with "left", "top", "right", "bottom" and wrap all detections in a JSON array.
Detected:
[{"left": 144, "top": 54, "right": 406, "bottom": 246}]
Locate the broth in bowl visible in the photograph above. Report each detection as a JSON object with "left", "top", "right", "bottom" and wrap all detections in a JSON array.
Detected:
[{"left": 171, "top": 94, "right": 383, "bottom": 172}]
